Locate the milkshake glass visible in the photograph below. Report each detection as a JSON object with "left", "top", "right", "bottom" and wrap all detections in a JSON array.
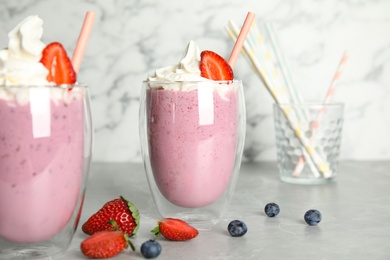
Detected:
[
  {"left": 139, "top": 80, "right": 245, "bottom": 229},
  {"left": 0, "top": 84, "right": 92, "bottom": 259}
]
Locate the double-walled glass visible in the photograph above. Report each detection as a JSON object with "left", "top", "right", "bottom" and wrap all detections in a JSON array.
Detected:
[
  {"left": 0, "top": 85, "right": 92, "bottom": 259},
  {"left": 139, "top": 80, "right": 245, "bottom": 229}
]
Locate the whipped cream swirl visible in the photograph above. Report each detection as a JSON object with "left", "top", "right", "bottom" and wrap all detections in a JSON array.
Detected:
[
  {"left": 0, "top": 16, "right": 49, "bottom": 86},
  {"left": 147, "top": 41, "right": 210, "bottom": 83}
]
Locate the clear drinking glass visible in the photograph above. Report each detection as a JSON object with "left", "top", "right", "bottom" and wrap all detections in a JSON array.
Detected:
[
  {"left": 273, "top": 102, "right": 344, "bottom": 184},
  {"left": 139, "top": 80, "right": 246, "bottom": 229},
  {"left": 0, "top": 84, "right": 93, "bottom": 259}
]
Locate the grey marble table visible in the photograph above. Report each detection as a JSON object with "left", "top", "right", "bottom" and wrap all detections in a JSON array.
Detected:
[{"left": 60, "top": 161, "right": 390, "bottom": 260}]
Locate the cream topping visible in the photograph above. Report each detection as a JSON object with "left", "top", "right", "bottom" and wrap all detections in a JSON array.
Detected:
[{"left": 0, "top": 16, "right": 49, "bottom": 86}]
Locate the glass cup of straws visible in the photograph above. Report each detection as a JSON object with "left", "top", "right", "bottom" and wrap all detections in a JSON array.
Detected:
[
  {"left": 139, "top": 80, "right": 246, "bottom": 229},
  {"left": 273, "top": 102, "right": 344, "bottom": 184}
]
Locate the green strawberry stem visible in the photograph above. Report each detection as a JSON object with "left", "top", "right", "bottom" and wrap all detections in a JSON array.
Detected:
[
  {"left": 124, "top": 234, "right": 136, "bottom": 252},
  {"left": 108, "top": 219, "right": 119, "bottom": 230},
  {"left": 106, "top": 220, "right": 135, "bottom": 252}
]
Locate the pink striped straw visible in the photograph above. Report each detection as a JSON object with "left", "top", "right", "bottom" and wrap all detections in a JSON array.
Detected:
[
  {"left": 323, "top": 51, "right": 349, "bottom": 104},
  {"left": 293, "top": 51, "right": 349, "bottom": 177}
]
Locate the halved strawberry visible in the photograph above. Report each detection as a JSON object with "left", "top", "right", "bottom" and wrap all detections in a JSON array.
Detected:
[
  {"left": 82, "top": 196, "right": 140, "bottom": 236},
  {"left": 151, "top": 218, "right": 199, "bottom": 241},
  {"left": 200, "top": 50, "right": 234, "bottom": 80},
  {"left": 40, "top": 42, "right": 77, "bottom": 84},
  {"left": 80, "top": 230, "right": 134, "bottom": 258}
]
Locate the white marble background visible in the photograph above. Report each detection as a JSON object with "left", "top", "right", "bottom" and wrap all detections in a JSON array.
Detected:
[{"left": 1, "top": 0, "right": 389, "bottom": 162}]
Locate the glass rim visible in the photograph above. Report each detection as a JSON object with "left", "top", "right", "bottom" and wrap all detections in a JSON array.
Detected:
[
  {"left": 0, "top": 83, "right": 88, "bottom": 89},
  {"left": 274, "top": 101, "right": 344, "bottom": 108},
  {"left": 142, "top": 79, "right": 242, "bottom": 84}
]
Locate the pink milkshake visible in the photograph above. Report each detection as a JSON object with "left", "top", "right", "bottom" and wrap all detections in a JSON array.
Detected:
[
  {"left": 140, "top": 41, "right": 245, "bottom": 228},
  {"left": 147, "top": 85, "right": 238, "bottom": 208},
  {"left": 0, "top": 87, "right": 85, "bottom": 243}
]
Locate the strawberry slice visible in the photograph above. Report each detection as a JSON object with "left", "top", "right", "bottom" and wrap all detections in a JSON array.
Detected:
[
  {"left": 40, "top": 42, "right": 76, "bottom": 84},
  {"left": 80, "top": 230, "right": 135, "bottom": 258},
  {"left": 200, "top": 50, "right": 234, "bottom": 80},
  {"left": 151, "top": 218, "right": 199, "bottom": 241}
]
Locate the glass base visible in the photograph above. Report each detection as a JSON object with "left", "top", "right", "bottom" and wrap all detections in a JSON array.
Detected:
[
  {"left": 156, "top": 206, "right": 224, "bottom": 230},
  {"left": 171, "top": 213, "right": 220, "bottom": 230},
  {"left": 280, "top": 175, "right": 336, "bottom": 185},
  {"left": 0, "top": 244, "right": 66, "bottom": 260}
]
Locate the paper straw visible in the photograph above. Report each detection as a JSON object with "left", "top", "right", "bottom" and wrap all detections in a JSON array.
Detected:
[
  {"left": 229, "top": 21, "right": 288, "bottom": 104},
  {"left": 264, "top": 22, "right": 320, "bottom": 177},
  {"left": 250, "top": 23, "right": 288, "bottom": 102},
  {"left": 228, "top": 12, "right": 255, "bottom": 68},
  {"left": 323, "top": 51, "right": 349, "bottom": 105},
  {"left": 72, "top": 11, "right": 96, "bottom": 73},
  {"left": 226, "top": 20, "right": 331, "bottom": 178},
  {"left": 265, "top": 23, "right": 309, "bottom": 121},
  {"left": 228, "top": 21, "right": 320, "bottom": 177},
  {"left": 293, "top": 51, "right": 349, "bottom": 177},
  {"left": 226, "top": 25, "right": 269, "bottom": 89}
]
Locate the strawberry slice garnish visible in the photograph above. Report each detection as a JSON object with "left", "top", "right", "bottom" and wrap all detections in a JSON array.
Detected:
[
  {"left": 40, "top": 42, "right": 76, "bottom": 84},
  {"left": 200, "top": 50, "right": 234, "bottom": 80},
  {"left": 151, "top": 218, "right": 199, "bottom": 241},
  {"left": 80, "top": 230, "right": 135, "bottom": 258},
  {"left": 82, "top": 196, "right": 140, "bottom": 236}
]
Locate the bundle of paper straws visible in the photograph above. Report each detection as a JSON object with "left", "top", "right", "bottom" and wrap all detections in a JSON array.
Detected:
[{"left": 226, "top": 20, "right": 349, "bottom": 178}]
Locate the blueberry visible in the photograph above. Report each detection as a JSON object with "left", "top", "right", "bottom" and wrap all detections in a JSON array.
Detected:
[
  {"left": 140, "top": 239, "right": 162, "bottom": 259},
  {"left": 227, "top": 220, "right": 248, "bottom": 237},
  {"left": 264, "top": 202, "right": 280, "bottom": 217},
  {"left": 304, "top": 209, "right": 322, "bottom": 226}
]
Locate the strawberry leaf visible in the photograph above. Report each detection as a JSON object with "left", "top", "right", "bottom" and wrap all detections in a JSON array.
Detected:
[
  {"left": 150, "top": 226, "right": 160, "bottom": 237},
  {"left": 120, "top": 195, "right": 140, "bottom": 236}
]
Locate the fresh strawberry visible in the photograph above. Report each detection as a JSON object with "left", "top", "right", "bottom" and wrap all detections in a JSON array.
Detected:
[
  {"left": 200, "top": 50, "right": 234, "bottom": 80},
  {"left": 82, "top": 196, "right": 140, "bottom": 236},
  {"left": 151, "top": 218, "right": 199, "bottom": 241},
  {"left": 40, "top": 42, "right": 77, "bottom": 84},
  {"left": 80, "top": 230, "right": 134, "bottom": 258}
]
